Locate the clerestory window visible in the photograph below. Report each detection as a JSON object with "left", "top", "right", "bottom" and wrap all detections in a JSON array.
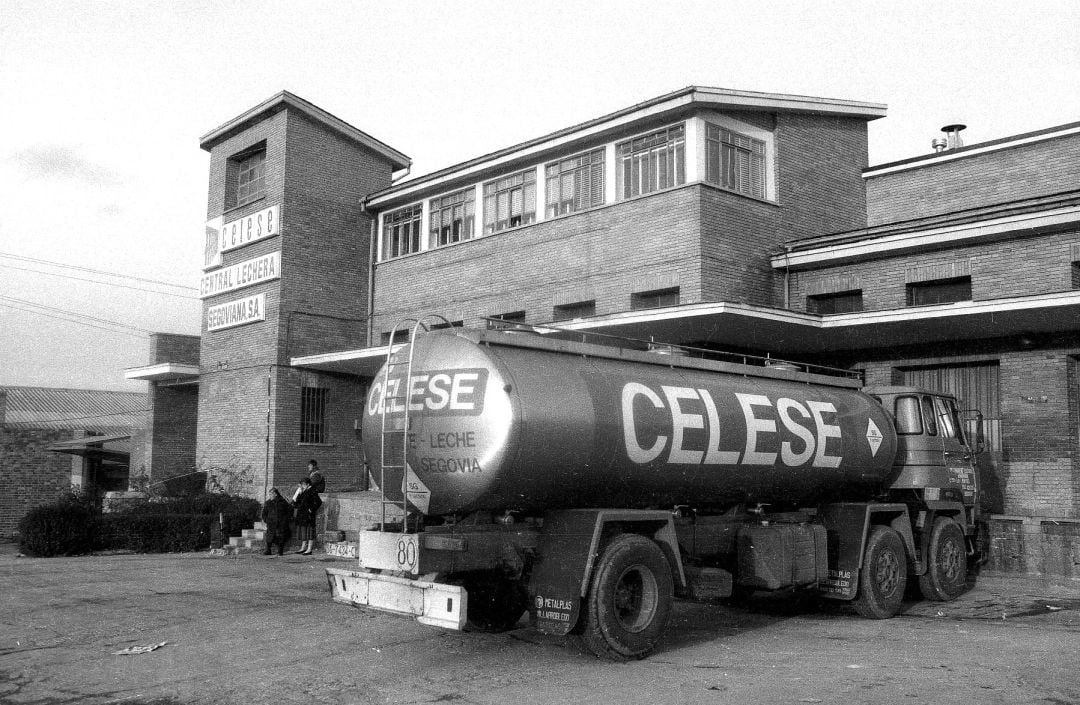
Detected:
[
  {"left": 483, "top": 170, "right": 536, "bottom": 234},
  {"left": 617, "top": 125, "right": 685, "bottom": 199}
]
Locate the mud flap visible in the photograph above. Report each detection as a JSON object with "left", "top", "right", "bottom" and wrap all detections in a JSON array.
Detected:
[
  {"left": 818, "top": 502, "right": 914, "bottom": 600},
  {"left": 527, "top": 509, "right": 684, "bottom": 636}
]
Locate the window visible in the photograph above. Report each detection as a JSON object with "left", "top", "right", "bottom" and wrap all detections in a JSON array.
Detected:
[
  {"left": 484, "top": 170, "right": 536, "bottom": 234},
  {"left": 921, "top": 397, "right": 938, "bottom": 436},
  {"left": 705, "top": 125, "right": 766, "bottom": 199},
  {"left": 617, "top": 125, "right": 685, "bottom": 199},
  {"left": 300, "top": 386, "right": 328, "bottom": 444},
  {"left": 429, "top": 189, "right": 475, "bottom": 248},
  {"left": 382, "top": 204, "right": 423, "bottom": 260},
  {"left": 546, "top": 149, "right": 605, "bottom": 217},
  {"left": 236, "top": 150, "right": 266, "bottom": 207},
  {"left": 380, "top": 329, "right": 410, "bottom": 346},
  {"left": 489, "top": 311, "right": 526, "bottom": 329},
  {"left": 907, "top": 277, "right": 972, "bottom": 306},
  {"left": 430, "top": 320, "right": 464, "bottom": 330},
  {"left": 631, "top": 287, "right": 680, "bottom": 310},
  {"left": 807, "top": 291, "right": 864, "bottom": 314},
  {"left": 553, "top": 300, "right": 595, "bottom": 322},
  {"left": 894, "top": 396, "right": 922, "bottom": 434}
]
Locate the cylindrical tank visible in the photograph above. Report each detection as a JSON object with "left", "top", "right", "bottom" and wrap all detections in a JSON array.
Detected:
[{"left": 364, "top": 329, "right": 897, "bottom": 516}]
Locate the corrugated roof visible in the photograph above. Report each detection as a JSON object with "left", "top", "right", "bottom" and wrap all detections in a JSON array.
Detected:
[{"left": 0, "top": 386, "right": 146, "bottom": 432}]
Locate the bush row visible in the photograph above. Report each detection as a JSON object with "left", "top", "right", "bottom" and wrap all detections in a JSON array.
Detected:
[{"left": 17, "top": 492, "right": 261, "bottom": 557}]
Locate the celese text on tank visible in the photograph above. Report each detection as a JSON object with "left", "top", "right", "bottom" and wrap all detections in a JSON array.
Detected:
[{"left": 622, "top": 382, "right": 843, "bottom": 468}]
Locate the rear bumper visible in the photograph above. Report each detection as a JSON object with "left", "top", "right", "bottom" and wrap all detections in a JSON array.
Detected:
[{"left": 326, "top": 567, "right": 467, "bottom": 631}]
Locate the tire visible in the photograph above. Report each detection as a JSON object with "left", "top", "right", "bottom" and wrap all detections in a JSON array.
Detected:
[
  {"left": 580, "top": 534, "right": 674, "bottom": 661},
  {"left": 454, "top": 574, "right": 528, "bottom": 632},
  {"left": 853, "top": 526, "right": 907, "bottom": 619},
  {"left": 918, "top": 518, "right": 968, "bottom": 601}
]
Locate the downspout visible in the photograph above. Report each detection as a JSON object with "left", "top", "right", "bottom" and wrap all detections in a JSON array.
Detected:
[
  {"left": 363, "top": 200, "right": 376, "bottom": 347},
  {"left": 780, "top": 245, "right": 792, "bottom": 309},
  {"left": 264, "top": 364, "right": 273, "bottom": 501}
]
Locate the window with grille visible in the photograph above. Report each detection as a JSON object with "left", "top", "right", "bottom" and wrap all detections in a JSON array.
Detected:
[
  {"left": 382, "top": 204, "right": 423, "bottom": 260},
  {"left": 300, "top": 387, "right": 328, "bottom": 444},
  {"left": 907, "top": 277, "right": 972, "bottom": 306},
  {"left": 546, "top": 149, "right": 605, "bottom": 217},
  {"left": 807, "top": 290, "right": 864, "bottom": 314},
  {"left": 617, "top": 125, "right": 685, "bottom": 199},
  {"left": 631, "top": 287, "right": 680, "bottom": 310},
  {"left": 553, "top": 300, "right": 595, "bottom": 322},
  {"left": 705, "top": 125, "right": 766, "bottom": 199},
  {"left": 429, "top": 189, "right": 476, "bottom": 248},
  {"left": 484, "top": 170, "right": 536, "bottom": 234},
  {"left": 236, "top": 150, "right": 266, "bottom": 207}
]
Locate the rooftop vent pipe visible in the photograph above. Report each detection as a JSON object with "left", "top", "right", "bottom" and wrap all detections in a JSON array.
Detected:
[{"left": 941, "top": 123, "right": 966, "bottom": 150}]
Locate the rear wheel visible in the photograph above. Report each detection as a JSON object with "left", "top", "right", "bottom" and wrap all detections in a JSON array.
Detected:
[
  {"left": 918, "top": 518, "right": 968, "bottom": 601},
  {"left": 580, "top": 534, "right": 674, "bottom": 661},
  {"left": 853, "top": 526, "right": 907, "bottom": 619}
]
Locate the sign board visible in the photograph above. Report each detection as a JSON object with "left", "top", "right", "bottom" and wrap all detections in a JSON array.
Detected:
[
  {"left": 199, "top": 251, "right": 281, "bottom": 299},
  {"left": 203, "top": 204, "right": 280, "bottom": 270},
  {"left": 207, "top": 293, "right": 266, "bottom": 332}
]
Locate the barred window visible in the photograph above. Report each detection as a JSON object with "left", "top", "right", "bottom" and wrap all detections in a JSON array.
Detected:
[
  {"left": 617, "top": 125, "right": 685, "bottom": 199},
  {"left": 300, "top": 386, "right": 328, "bottom": 444},
  {"left": 631, "top": 287, "right": 680, "bottom": 310},
  {"left": 907, "top": 277, "right": 971, "bottom": 306},
  {"left": 429, "top": 189, "right": 475, "bottom": 248},
  {"left": 484, "top": 170, "right": 536, "bottom": 234},
  {"left": 546, "top": 149, "right": 605, "bottom": 217},
  {"left": 705, "top": 125, "right": 766, "bottom": 199},
  {"left": 807, "top": 290, "right": 863, "bottom": 314},
  {"left": 382, "top": 204, "right": 423, "bottom": 260},
  {"left": 236, "top": 150, "right": 266, "bottom": 207},
  {"left": 553, "top": 300, "right": 595, "bottom": 322}
]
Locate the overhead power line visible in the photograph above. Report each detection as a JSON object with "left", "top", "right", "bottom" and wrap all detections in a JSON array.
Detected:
[
  {"left": 0, "top": 263, "right": 200, "bottom": 300},
  {"left": 0, "top": 295, "right": 154, "bottom": 337},
  {"left": 0, "top": 251, "right": 198, "bottom": 292}
]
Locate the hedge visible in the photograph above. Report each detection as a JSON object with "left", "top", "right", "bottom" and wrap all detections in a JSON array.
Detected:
[{"left": 18, "top": 492, "right": 261, "bottom": 557}]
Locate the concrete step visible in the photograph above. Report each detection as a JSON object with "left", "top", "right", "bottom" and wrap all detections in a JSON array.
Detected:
[{"left": 242, "top": 529, "right": 266, "bottom": 540}]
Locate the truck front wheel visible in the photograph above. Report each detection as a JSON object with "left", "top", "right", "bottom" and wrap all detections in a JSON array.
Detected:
[
  {"left": 918, "top": 518, "right": 968, "bottom": 601},
  {"left": 853, "top": 526, "right": 907, "bottom": 619},
  {"left": 581, "top": 534, "right": 674, "bottom": 661}
]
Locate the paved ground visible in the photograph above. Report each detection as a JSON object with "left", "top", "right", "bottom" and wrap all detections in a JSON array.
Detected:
[{"left": 1, "top": 541, "right": 1079, "bottom": 705}]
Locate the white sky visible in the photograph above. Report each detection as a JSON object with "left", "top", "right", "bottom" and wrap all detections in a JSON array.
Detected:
[{"left": 1, "top": 0, "right": 1078, "bottom": 392}]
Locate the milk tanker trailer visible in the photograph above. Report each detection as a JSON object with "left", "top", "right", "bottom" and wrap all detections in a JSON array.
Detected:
[{"left": 327, "top": 323, "right": 981, "bottom": 660}]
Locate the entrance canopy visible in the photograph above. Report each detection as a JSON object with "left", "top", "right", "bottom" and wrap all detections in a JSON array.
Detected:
[{"left": 48, "top": 433, "right": 131, "bottom": 464}]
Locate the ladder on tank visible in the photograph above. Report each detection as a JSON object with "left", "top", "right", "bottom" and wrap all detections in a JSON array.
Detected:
[{"left": 376, "top": 314, "right": 456, "bottom": 532}]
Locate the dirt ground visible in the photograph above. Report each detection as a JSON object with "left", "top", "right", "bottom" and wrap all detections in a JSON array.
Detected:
[{"left": 1, "top": 541, "right": 1079, "bottom": 705}]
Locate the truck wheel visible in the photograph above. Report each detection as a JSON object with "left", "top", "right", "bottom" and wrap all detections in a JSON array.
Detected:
[
  {"left": 918, "top": 518, "right": 968, "bottom": 601},
  {"left": 853, "top": 526, "right": 907, "bottom": 619},
  {"left": 581, "top": 534, "right": 674, "bottom": 661}
]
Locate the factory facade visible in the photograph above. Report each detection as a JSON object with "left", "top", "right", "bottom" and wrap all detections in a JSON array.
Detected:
[{"left": 127, "top": 87, "right": 1080, "bottom": 546}]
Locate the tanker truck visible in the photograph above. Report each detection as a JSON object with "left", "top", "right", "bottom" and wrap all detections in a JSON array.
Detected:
[{"left": 327, "top": 320, "right": 982, "bottom": 660}]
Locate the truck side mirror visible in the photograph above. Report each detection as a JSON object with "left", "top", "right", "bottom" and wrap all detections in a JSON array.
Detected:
[{"left": 963, "top": 410, "right": 985, "bottom": 454}]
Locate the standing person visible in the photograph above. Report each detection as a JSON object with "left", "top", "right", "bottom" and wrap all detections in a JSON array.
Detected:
[
  {"left": 292, "top": 477, "right": 321, "bottom": 555},
  {"left": 261, "top": 488, "right": 291, "bottom": 556},
  {"left": 307, "top": 459, "right": 326, "bottom": 493}
]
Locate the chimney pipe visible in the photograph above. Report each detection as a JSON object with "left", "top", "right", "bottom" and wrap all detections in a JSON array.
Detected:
[
  {"left": 931, "top": 137, "right": 948, "bottom": 153},
  {"left": 941, "top": 124, "right": 967, "bottom": 150}
]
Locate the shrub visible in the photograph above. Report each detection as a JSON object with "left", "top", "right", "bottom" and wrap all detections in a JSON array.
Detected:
[
  {"left": 98, "top": 493, "right": 261, "bottom": 553},
  {"left": 19, "top": 491, "right": 262, "bottom": 556},
  {"left": 18, "top": 492, "right": 100, "bottom": 557}
]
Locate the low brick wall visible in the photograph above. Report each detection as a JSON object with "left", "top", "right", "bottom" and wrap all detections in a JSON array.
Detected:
[
  {"left": 987, "top": 515, "right": 1080, "bottom": 577},
  {"left": 317, "top": 491, "right": 403, "bottom": 541}
]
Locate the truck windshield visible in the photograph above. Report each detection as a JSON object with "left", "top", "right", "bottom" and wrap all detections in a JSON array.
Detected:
[{"left": 934, "top": 396, "right": 966, "bottom": 444}]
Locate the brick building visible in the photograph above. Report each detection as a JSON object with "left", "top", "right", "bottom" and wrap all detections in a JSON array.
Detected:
[
  {"left": 131, "top": 87, "right": 1080, "bottom": 556},
  {"left": 0, "top": 386, "right": 145, "bottom": 536}
]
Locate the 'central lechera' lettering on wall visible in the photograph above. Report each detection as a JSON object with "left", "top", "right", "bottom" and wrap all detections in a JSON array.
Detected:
[{"left": 621, "top": 382, "right": 842, "bottom": 468}]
